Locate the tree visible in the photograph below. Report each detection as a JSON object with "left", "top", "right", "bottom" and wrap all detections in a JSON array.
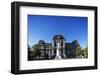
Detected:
[
  {"left": 32, "top": 45, "right": 41, "bottom": 59},
  {"left": 82, "top": 46, "right": 88, "bottom": 58},
  {"left": 28, "top": 45, "right": 31, "bottom": 60}
]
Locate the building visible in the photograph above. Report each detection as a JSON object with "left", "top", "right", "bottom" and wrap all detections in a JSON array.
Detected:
[{"left": 28, "top": 35, "right": 82, "bottom": 60}]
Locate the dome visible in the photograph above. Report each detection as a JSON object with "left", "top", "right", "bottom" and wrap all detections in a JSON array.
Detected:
[
  {"left": 72, "top": 40, "right": 79, "bottom": 45},
  {"left": 53, "top": 35, "right": 64, "bottom": 40},
  {"left": 38, "top": 40, "right": 45, "bottom": 44}
]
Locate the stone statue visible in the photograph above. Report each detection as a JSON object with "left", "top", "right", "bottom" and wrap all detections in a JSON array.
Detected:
[{"left": 55, "top": 42, "right": 62, "bottom": 59}]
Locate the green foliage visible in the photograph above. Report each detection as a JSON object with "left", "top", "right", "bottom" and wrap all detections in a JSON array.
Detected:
[
  {"left": 82, "top": 47, "right": 88, "bottom": 58},
  {"left": 32, "top": 45, "right": 41, "bottom": 58}
]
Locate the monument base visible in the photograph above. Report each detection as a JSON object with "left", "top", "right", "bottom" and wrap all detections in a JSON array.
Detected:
[{"left": 55, "top": 55, "right": 62, "bottom": 59}]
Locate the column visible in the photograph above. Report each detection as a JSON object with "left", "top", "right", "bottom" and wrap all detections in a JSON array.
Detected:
[
  {"left": 63, "top": 39, "right": 66, "bottom": 58},
  {"left": 52, "top": 40, "right": 54, "bottom": 56}
]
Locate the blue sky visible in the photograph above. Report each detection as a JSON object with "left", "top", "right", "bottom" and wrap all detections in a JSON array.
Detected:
[{"left": 28, "top": 15, "right": 88, "bottom": 48}]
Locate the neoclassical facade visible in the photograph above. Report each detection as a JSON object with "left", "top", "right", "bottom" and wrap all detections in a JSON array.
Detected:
[{"left": 30, "top": 35, "right": 81, "bottom": 59}]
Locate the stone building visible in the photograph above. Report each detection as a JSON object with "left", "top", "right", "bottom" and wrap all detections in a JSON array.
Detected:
[{"left": 28, "top": 35, "right": 81, "bottom": 60}]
